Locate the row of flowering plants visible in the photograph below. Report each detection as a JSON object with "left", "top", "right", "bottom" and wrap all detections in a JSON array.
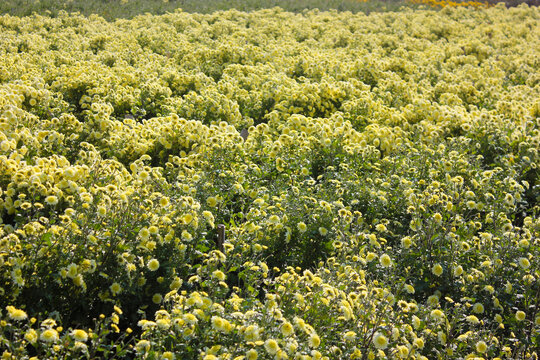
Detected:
[{"left": 0, "top": 4, "right": 539, "bottom": 359}]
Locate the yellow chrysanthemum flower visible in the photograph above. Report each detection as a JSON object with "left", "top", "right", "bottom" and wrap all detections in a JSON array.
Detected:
[
  {"left": 45, "top": 195, "right": 59, "bottom": 205},
  {"left": 110, "top": 282, "right": 122, "bottom": 295},
  {"left": 246, "top": 349, "right": 258, "bottom": 360},
  {"left": 472, "top": 303, "right": 484, "bottom": 314},
  {"left": 72, "top": 329, "right": 88, "bottom": 342},
  {"left": 207, "top": 197, "right": 218, "bottom": 207},
  {"left": 379, "top": 254, "right": 392, "bottom": 268},
  {"left": 147, "top": 258, "right": 160, "bottom": 271},
  {"left": 281, "top": 322, "right": 294, "bottom": 337},
  {"left": 476, "top": 341, "right": 488, "bottom": 353},
  {"left": 40, "top": 329, "right": 59, "bottom": 343},
  {"left": 264, "top": 339, "right": 280, "bottom": 355},
  {"left": 432, "top": 264, "right": 443, "bottom": 276},
  {"left": 6, "top": 306, "right": 27, "bottom": 321},
  {"left": 25, "top": 329, "right": 38, "bottom": 344},
  {"left": 373, "top": 332, "right": 388, "bottom": 349},
  {"left": 518, "top": 257, "right": 530, "bottom": 270}
]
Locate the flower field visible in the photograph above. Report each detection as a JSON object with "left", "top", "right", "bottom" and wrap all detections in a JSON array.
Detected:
[{"left": 0, "top": 3, "right": 539, "bottom": 359}]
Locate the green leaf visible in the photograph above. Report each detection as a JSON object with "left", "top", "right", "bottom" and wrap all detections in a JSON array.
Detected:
[{"left": 41, "top": 232, "right": 53, "bottom": 246}]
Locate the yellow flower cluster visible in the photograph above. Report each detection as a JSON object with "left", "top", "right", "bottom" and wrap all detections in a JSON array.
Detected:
[
  {"left": 409, "top": 0, "right": 490, "bottom": 8},
  {"left": 0, "top": 4, "right": 538, "bottom": 359}
]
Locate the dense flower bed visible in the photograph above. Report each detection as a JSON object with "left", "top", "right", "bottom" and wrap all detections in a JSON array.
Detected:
[{"left": 0, "top": 4, "right": 538, "bottom": 359}]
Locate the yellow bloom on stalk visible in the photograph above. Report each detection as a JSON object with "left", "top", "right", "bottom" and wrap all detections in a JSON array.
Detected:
[
  {"left": 379, "top": 254, "right": 392, "bottom": 268},
  {"left": 139, "top": 171, "right": 150, "bottom": 180},
  {"left": 97, "top": 206, "right": 107, "bottom": 216},
  {"left": 515, "top": 310, "right": 526, "bottom": 321},
  {"left": 268, "top": 215, "right": 280, "bottom": 225},
  {"left": 71, "top": 329, "right": 88, "bottom": 342},
  {"left": 0, "top": 140, "right": 11, "bottom": 152},
  {"left": 40, "top": 329, "right": 59, "bottom": 343},
  {"left": 24, "top": 329, "right": 38, "bottom": 343},
  {"left": 309, "top": 333, "right": 321, "bottom": 348},
  {"left": 410, "top": 219, "right": 420, "bottom": 231},
  {"left": 430, "top": 309, "right": 444, "bottom": 320},
  {"left": 397, "top": 345, "right": 409, "bottom": 358},
  {"left": 147, "top": 258, "right": 160, "bottom": 271},
  {"left": 344, "top": 331, "right": 356, "bottom": 341},
  {"left": 281, "top": 322, "right": 294, "bottom": 336},
  {"left": 212, "top": 270, "right": 226, "bottom": 281},
  {"left": 244, "top": 325, "right": 260, "bottom": 341},
  {"left": 437, "top": 331, "right": 446, "bottom": 345},
  {"left": 264, "top": 339, "right": 280, "bottom": 355},
  {"left": 148, "top": 225, "right": 159, "bottom": 235},
  {"left": 183, "top": 213, "right": 194, "bottom": 224},
  {"left": 135, "top": 340, "right": 151, "bottom": 353},
  {"left": 45, "top": 195, "right": 59, "bottom": 205},
  {"left": 207, "top": 197, "right": 218, "bottom": 207},
  {"left": 453, "top": 265, "right": 463, "bottom": 276},
  {"left": 276, "top": 157, "right": 285, "bottom": 172},
  {"left": 472, "top": 303, "right": 484, "bottom": 314},
  {"left": 351, "top": 348, "right": 362, "bottom": 359},
  {"left": 297, "top": 222, "right": 307, "bottom": 233},
  {"left": 181, "top": 230, "right": 193, "bottom": 241},
  {"left": 156, "top": 318, "right": 170, "bottom": 330},
  {"left": 246, "top": 349, "right": 258, "bottom": 360},
  {"left": 162, "top": 352, "right": 175, "bottom": 360},
  {"left": 518, "top": 239, "right": 529, "bottom": 248},
  {"left": 203, "top": 211, "right": 215, "bottom": 227},
  {"left": 366, "top": 252, "right": 377, "bottom": 262},
  {"left": 414, "top": 337, "right": 425, "bottom": 349},
  {"left": 432, "top": 264, "right": 443, "bottom": 276},
  {"left": 139, "top": 228, "right": 150, "bottom": 240},
  {"left": 401, "top": 237, "right": 412, "bottom": 249},
  {"left": 159, "top": 197, "right": 169, "bottom": 207},
  {"left": 6, "top": 306, "right": 27, "bottom": 321},
  {"left": 66, "top": 263, "right": 78, "bottom": 279},
  {"left": 152, "top": 293, "right": 163, "bottom": 304},
  {"left": 427, "top": 296, "right": 439, "bottom": 309},
  {"left": 373, "top": 332, "right": 388, "bottom": 349},
  {"left": 110, "top": 282, "right": 122, "bottom": 295},
  {"left": 518, "top": 257, "right": 530, "bottom": 270},
  {"left": 476, "top": 341, "right": 488, "bottom": 353},
  {"left": 412, "top": 315, "right": 421, "bottom": 329}
]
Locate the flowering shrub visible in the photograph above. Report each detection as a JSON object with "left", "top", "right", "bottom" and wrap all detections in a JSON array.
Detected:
[
  {"left": 0, "top": 4, "right": 539, "bottom": 359},
  {"left": 0, "top": 0, "right": 412, "bottom": 21},
  {"left": 409, "top": 0, "right": 490, "bottom": 8}
]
